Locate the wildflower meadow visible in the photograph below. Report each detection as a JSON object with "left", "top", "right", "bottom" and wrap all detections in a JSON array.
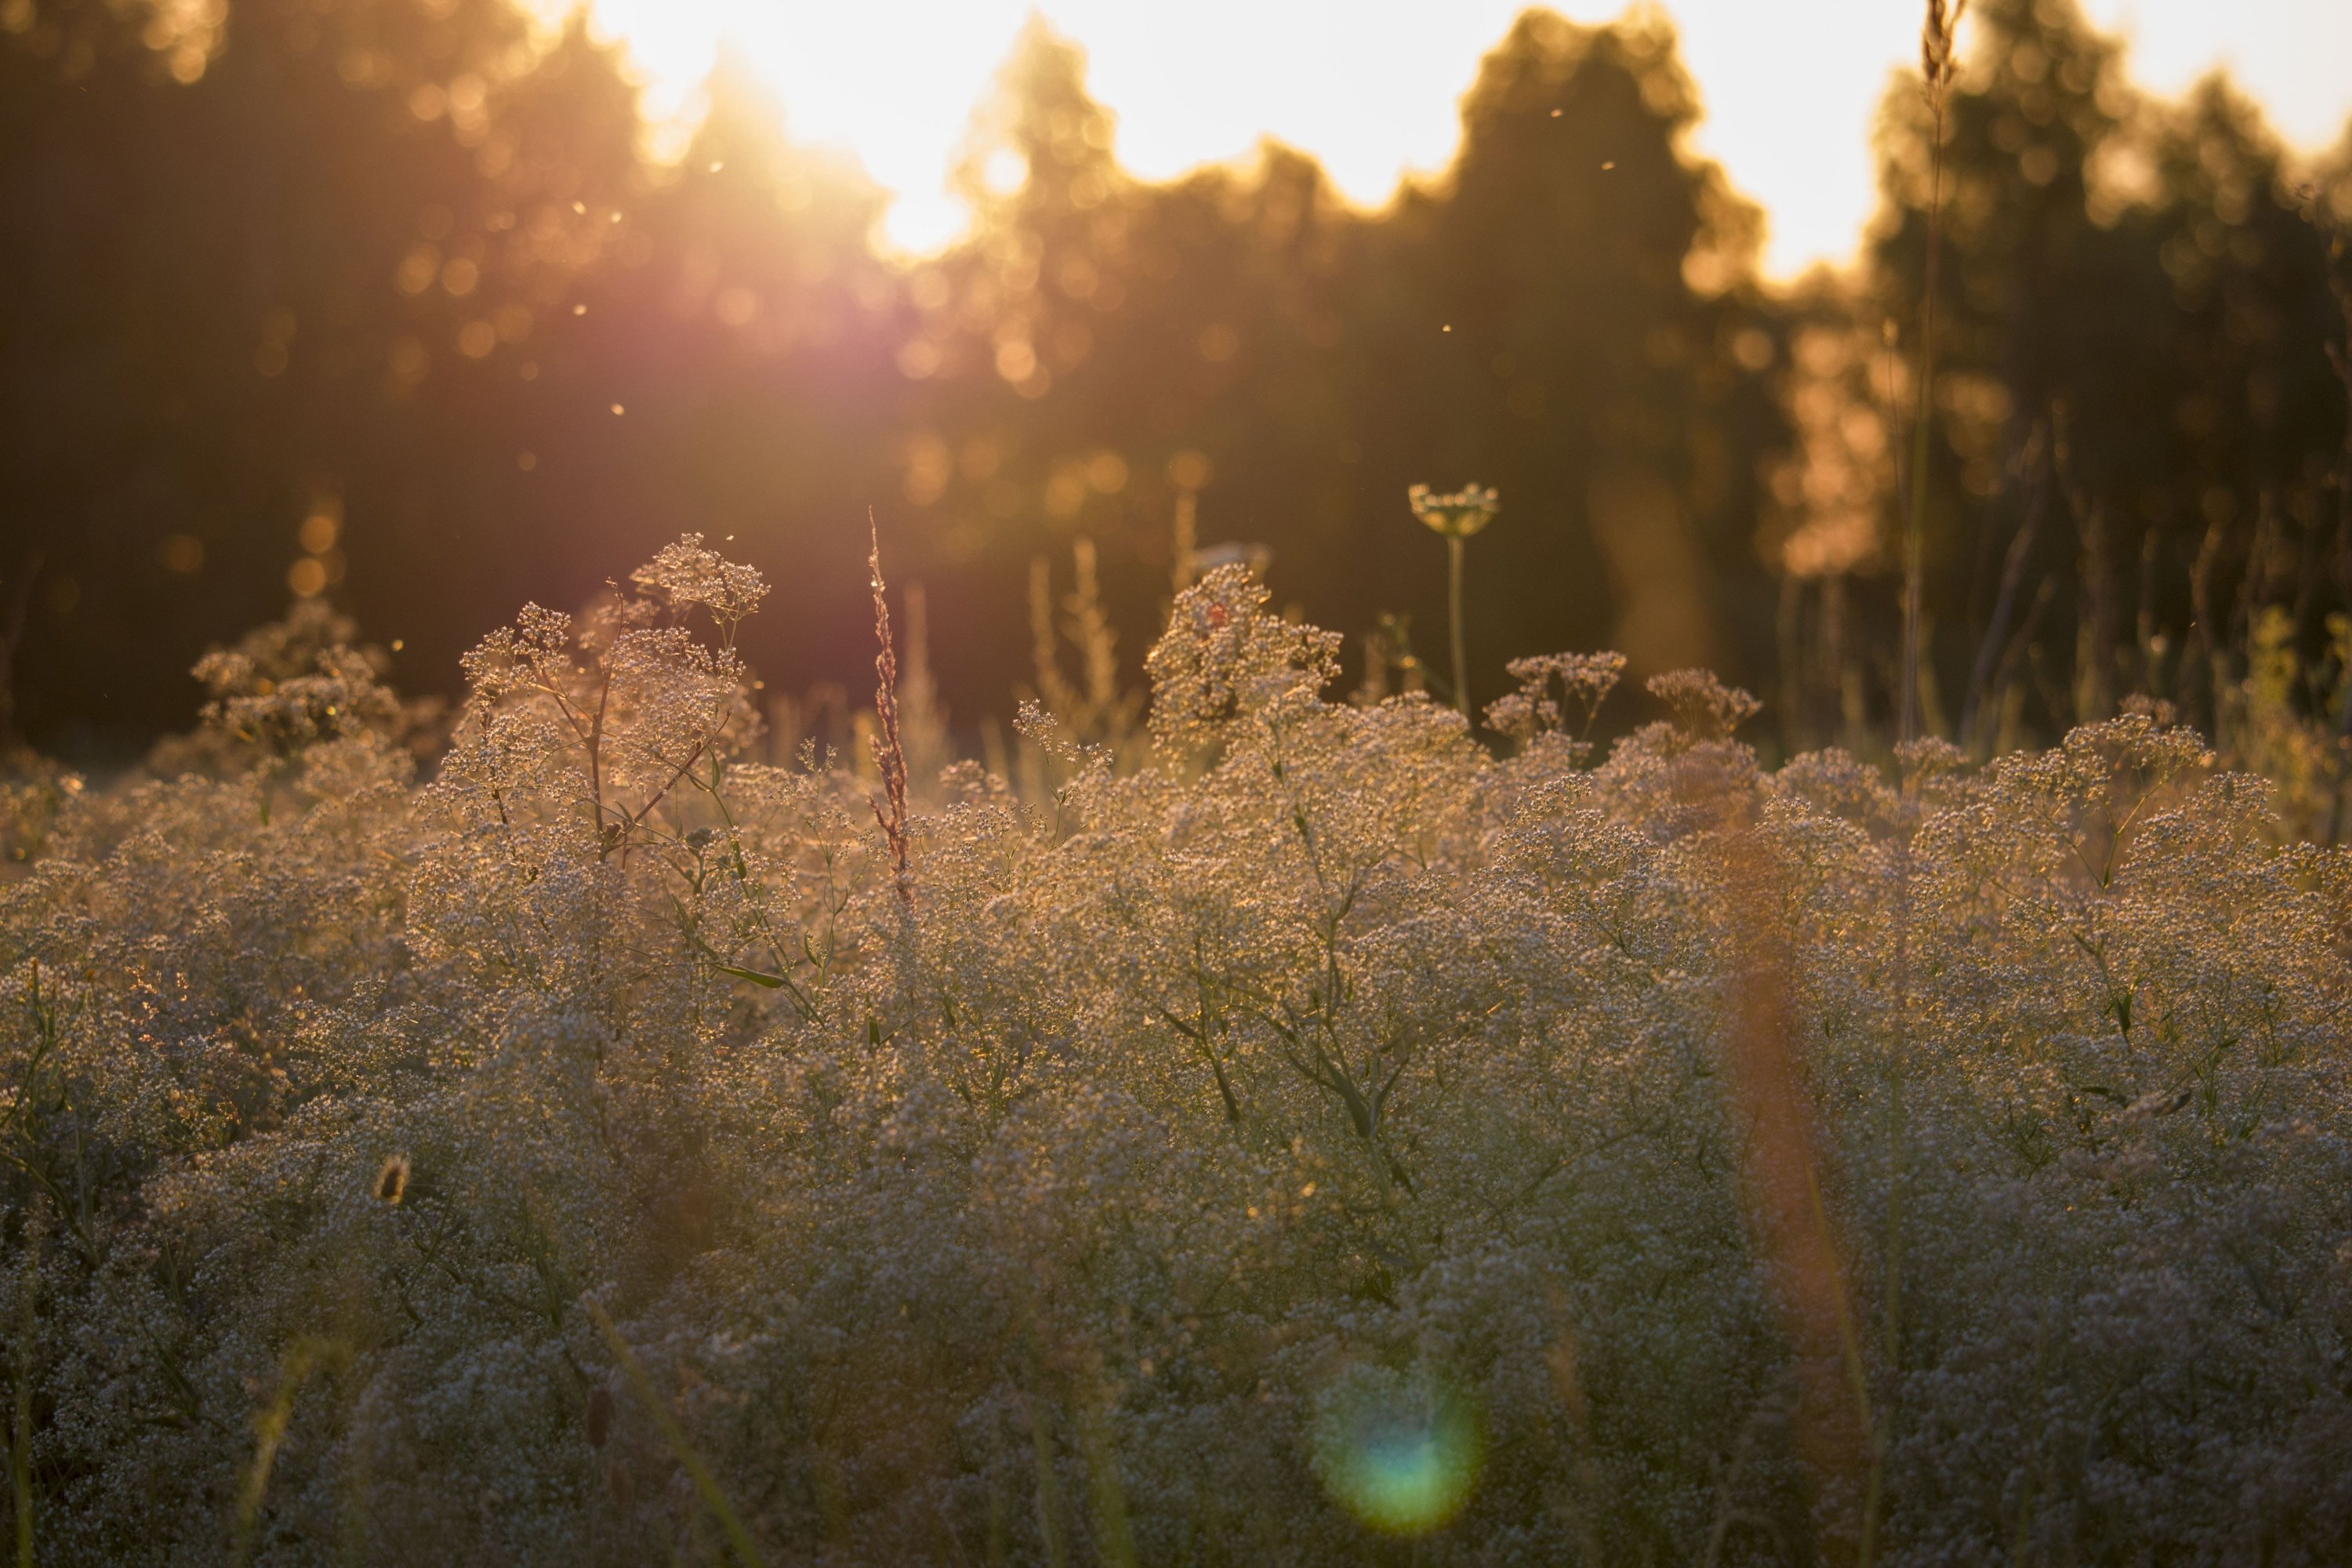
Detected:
[
  {"left": 3, "top": 532, "right": 2348, "bottom": 1564},
  {"left": 5, "top": 0, "right": 2351, "bottom": 1557}
]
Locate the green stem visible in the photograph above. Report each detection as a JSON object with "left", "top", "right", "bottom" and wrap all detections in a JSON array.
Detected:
[
  {"left": 1448, "top": 533, "right": 1469, "bottom": 720},
  {"left": 232, "top": 1338, "right": 346, "bottom": 1568},
  {"left": 583, "top": 1295, "right": 766, "bottom": 1568},
  {"left": 1028, "top": 1389, "right": 1069, "bottom": 1568},
  {"left": 13, "top": 1215, "right": 33, "bottom": 1568}
]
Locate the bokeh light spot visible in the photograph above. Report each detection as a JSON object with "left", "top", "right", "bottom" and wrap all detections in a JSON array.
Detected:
[
  {"left": 297, "top": 510, "right": 339, "bottom": 555},
  {"left": 979, "top": 147, "right": 1027, "bottom": 197},
  {"left": 1312, "top": 1366, "right": 1482, "bottom": 1536}
]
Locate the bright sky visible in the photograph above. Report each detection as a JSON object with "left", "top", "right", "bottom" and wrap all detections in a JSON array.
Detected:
[{"left": 569, "top": 0, "right": 2352, "bottom": 278}]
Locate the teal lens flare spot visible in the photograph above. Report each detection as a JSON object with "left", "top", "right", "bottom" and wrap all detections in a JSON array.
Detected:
[{"left": 1312, "top": 1367, "right": 1482, "bottom": 1535}]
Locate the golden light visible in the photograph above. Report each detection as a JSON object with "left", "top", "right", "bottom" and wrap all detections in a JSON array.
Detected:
[{"left": 554, "top": 0, "right": 2347, "bottom": 275}]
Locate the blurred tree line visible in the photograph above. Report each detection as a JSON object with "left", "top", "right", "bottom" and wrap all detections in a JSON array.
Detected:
[
  {"left": 0, "top": 0, "right": 2346, "bottom": 761},
  {"left": 1792, "top": 0, "right": 2352, "bottom": 757}
]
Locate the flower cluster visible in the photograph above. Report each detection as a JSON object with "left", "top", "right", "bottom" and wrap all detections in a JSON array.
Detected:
[
  {"left": 1483, "top": 650, "right": 1628, "bottom": 750},
  {"left": 1406, "top": 484, "right": 1501, "bottom": 539},
  {"left": 2, "top": 539, "right": 2347, "bottom": 1565}
]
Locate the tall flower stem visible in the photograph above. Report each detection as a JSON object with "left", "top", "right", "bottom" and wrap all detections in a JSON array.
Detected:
[
  {"left": 1903, "top": 0, "right": 1965, "bottom": 745},
  {"left": 1408, "top": 483, "right": 1499, "bottom": 722},
  {"left": 1448, "top": 533, "right": 1469, "bottom": 720},
  {"left": 1900, "top": 142, "right": 1943, "bottom": 746}
]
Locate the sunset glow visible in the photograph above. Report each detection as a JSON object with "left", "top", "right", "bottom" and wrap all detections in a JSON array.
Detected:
[{"left": 565, "top": 0, "right": 2352, "bottom": 276}]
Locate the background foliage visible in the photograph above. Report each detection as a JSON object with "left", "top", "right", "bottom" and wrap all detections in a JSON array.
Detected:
[{"left": 3, "top": 0, "right": 2343, "bottom": 764}]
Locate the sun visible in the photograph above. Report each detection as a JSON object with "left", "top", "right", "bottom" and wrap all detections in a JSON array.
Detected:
[{"left": 550, "top": 0, "right": 1040, "bottom": 253}]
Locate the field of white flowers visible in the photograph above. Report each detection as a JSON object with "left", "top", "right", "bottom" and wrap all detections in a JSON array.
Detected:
[{"left": 2, "top": 535, "right": 2350, "bottom": 1566}]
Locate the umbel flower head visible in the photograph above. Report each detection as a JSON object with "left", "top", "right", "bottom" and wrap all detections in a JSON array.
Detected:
[{"left": 1408, "top": 483, "right": 1500, "bottom": 539}]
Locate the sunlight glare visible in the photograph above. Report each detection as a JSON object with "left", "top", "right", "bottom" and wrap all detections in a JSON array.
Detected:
[{"left": 557, "top": 0, "right": 2352, "bottom": 274}]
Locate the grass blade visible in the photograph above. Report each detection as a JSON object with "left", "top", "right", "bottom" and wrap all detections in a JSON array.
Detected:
[{"left": 582, "top": 1294, "right": 766, "bottom": 1568}]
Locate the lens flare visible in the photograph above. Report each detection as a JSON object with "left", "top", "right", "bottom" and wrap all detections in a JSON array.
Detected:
[{"left": 1312, "top": 1366, "right": 1482, "bottom": 1535}]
